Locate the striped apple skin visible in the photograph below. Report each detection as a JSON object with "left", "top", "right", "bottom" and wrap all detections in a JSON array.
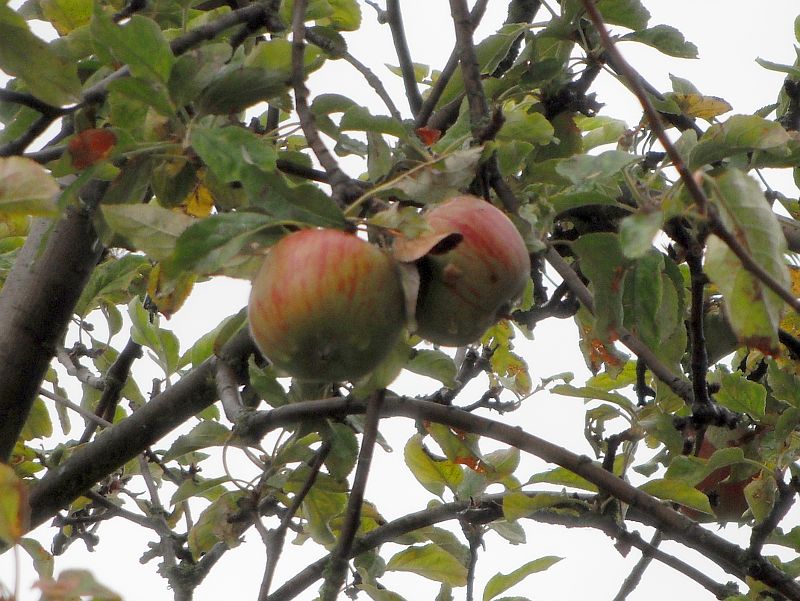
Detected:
[
  {"left": 415, "top": 196, "right": 530, "bottom": 346},
  {"left": 248, "top": 229, "right": 404, "bottom": 381}
]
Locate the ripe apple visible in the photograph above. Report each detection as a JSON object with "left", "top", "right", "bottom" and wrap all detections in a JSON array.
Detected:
[
  {"left": 414, "top": 195, "right": 531, "bottom": 346},
  {"left": 683, "top": 427, "right": 759, "bottom": 523},
  {"left": 248, "top": 229, "right": 405, "bottom": 381}
]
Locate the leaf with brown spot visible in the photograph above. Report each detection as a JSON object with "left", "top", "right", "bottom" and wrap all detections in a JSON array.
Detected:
[{"left": 68, "top": 129, "right": 117, "bottom": 169}]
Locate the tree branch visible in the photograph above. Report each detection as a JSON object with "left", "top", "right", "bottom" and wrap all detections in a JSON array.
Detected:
[
  {"left": 240, "top": 395, "right": 800, "bottom": 599},
  {"left": 24, "top": 328, "right": 257, "bottom": 532},
  {"left": 291, "top": 0, "right": 359, "bottom": 205},
  {"left": 414, "top": 0, "right": 489, "bottom": 129},
  {"left": 266, "top": 490, "right": 742, "bottom": 601},
  {"left": 79, "top": 338, "right": 143, "bottom": 443},
  {"left": 258, "top": 442, "right": 331, "bottom": 600},
  {"left": 321, "top": 391, "right": 383, "bottom": 601},
  {"left": 0, "top": 182, "right": 107, "bottom": 462},
  {"left": 612, "top": 530, "right": 662, "bottom": 601},
  {"left": 385, "top": 0, "right": 423, "bottom": 116}
]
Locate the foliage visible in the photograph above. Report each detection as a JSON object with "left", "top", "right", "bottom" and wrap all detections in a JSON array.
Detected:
[{"left": 1, "top": 1, "right": 800, "bottom": 600}]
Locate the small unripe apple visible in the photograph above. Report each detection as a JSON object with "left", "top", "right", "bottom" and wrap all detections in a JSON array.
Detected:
[
  {"left": 248, "top": 229, "right": 405, "bottom": 381},
  {"left": 414, "top": 196, "right": 530, "bottom": 346}
]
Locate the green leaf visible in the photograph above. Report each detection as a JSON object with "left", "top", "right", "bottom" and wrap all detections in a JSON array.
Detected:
[
  {"left": 91, "top": 10, "right": 174, "bottom": 82},
  {"left": 497, "top": 106, "right": 554, "bottom": 146},
  {"left": 483, "top": 557, "right": 562, "bottom": 601},
  {"left": 18, "top": 537, "right": 54, "bottom": 580},
  {"left": 572, "top": 233, "right": 628, "bottom": 341},
  {"left": 619, "top": 211, "right": 663, "bottom": 258},
  {"left": 0, "top": 157, "right": 59, "bottom": 215},
  {"left": 170, "top": 476, "right": 229, "bottom": 505},
  {"left": 169, "top": 212, "right": 280, "bottom": 276},
  {"left": 386, "top": 544, "right": 468, "bottom": 586},
  {"left": 575, "top": 115, "right": 628, "bottom": 151},
  {"left": 190, "top": 126, "right": 277, "bottom": 183},
  {"left": 76, "top": 254, "right": 149, "bottom": 317},
  {"left": 391, "top": 147, "right": 483, "bottom": 204},
  {"left": 502, "top": 492, "right": 568, "bottom": 521},
  {"left": 715, "top": 371, "right": 767, "bottom": 417},
  {"left": 102, "top": 204, "right": 195, "bottom": 261},
  {"left": 689, "top": 115, "right": 791, "bottom": 169},
  {"left": 340, "top": 106, "right": 408, "bottom": 140},
  {"left": 405, "top": 349, "right": 457, "bottom": 387},
  {"left": 624, "top": 251, "right": 664, "bottom": 349},
  {"left": 128, "top": 298, "right": 180, "bottom": 375},
  {"left": 163, "top": 420, "right": 231, "bottom": 462},
  {"left": 249, "top": 172, "right": 347, "bottom": 228},
  {"left": 438, "top": 23, "right": 528, "bottom": 106},
  {"left": 324, "top": 0, "right": 361, "bottom": 31},
  {"left": 322, "top": 422, "right": 359, "bottom": 480},
  {"left": 403, "top": 434, "right": 463, "bottom": 497},
  {"left": 755, "top": 57, "right": 800, "bottom": 80},
  {"left": 550, "top": 384, "right": 635, "bottom": 412},
  {"left": 767, "top": 360, "right": 800, "bottom": 408},
  {"left": 596, "top": 0, "right": 650, "bottom": 30},
  {"left": 359, "top": 583, "right": 408, "bottom": 601},
  {"left": 41, "top": 0, "right": 92, "bottom": 34},
  {"left": 188, "top": 491, "right": 248, "bottom": 558},
  {"left": 639, "top": 478, "right": 713, "bottom": 514},
  {"left": 107, "top": 77, "right": 175, "bottom": 116},
  {"left": 19, "top": 397, "right": 52, "bottom": 440},
  {"left": 0, "top": 6, "right": 81, "bottom": 105},
  {"left": 704, "top": 170, "right": 789, "bottom": 353},
  {"left": 620, "top": 25, "right": 698, "bottom": 58},
  {"left": 745, "top": 476, "right": 776, "bottom": 523},
  {"left": 527, "top": 466, "right": 598, "bottom": 492},
  {"left": 555, "top": 150, "right": 638, "bottom": 188}
]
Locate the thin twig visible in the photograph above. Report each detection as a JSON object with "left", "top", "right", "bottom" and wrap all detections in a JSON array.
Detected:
[
  {"left": 258, "top": 442, "right": 331, "bottom": 600},
  {"left": 291, "top": 0, "right": 358, "bottom": 206},
  {"left": 320, "top": 390, "right": 384, "bottom": 601},
  {"left": 56, "top": 345, "right": 105, "bottom": 390},
  {"left": 612, "top": 530, "right": 663, "bottom": 601},
  {"left": 385, "top": 0, "right": 422, "bottom": 116},
  {"left": 448, "top": 0, "right": 489, "bottom": 138},
  {"left": 38, "top": 388, "right": 111, "bottom": 428},
  {"left": 342, "top": 53, "right": 403, "bottom": 122},
  {"left": 84, "top": 491, "right": 154, "bottom": 529},
  {"left": 80, "top": 338, "right": 143, "bottom": 443}
]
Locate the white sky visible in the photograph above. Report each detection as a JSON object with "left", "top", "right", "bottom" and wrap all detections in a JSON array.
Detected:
[{"left": 3, "top": 1, "right": 800, "bottom": 600}]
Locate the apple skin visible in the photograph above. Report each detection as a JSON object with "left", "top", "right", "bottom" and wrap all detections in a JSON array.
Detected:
[
  {"left": 683, "top": 433, "right": 757, "bottom": 523},
  {"left": 414, "top": 196, "right": 530, "bottom": 346},
  {"left": 248, "top": 229, "right": 405, "bottom": 381}
]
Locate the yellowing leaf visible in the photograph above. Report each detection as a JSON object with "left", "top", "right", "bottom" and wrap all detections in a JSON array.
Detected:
[
  {"left": 178, "top": 183, "right": 214, "bottom": 217},
  {"left": 666, "top": 93, "right": 732, "bottom": 121},
  {"left": 0, "top": 464, "right": 27, "bottom": 545},
  {"left": 147, "top": 262, "right": 196, "bottom": 318},
  {"left": 0, "top": 157, "right": 59, "bottom": 215},
  {"left": 386, "top": 544, "right": 468, "bottom": 586}
]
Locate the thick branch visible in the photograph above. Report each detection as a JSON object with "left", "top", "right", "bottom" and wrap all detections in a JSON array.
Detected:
[{"left": 0, "top": 184, "right": 106, "bottom": 462}]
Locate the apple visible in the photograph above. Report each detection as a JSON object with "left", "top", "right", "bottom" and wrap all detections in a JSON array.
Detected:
[
  {"left": 683, "top": 427, "right": 759, "bottom": 523},
  {"left": 414, "top": 195, "right": 531, "bottom": 346},
  {"left": 248, "top": 229, "right": 405, "bottom": 381}
]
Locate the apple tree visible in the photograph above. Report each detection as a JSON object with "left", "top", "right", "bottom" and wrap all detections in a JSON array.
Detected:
[{"left": 2, "top": 0, "right": 800, "bottom": 600}]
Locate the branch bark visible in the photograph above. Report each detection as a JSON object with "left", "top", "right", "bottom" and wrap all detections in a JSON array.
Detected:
[{"left": 0, "top": 183, "right": 106, "bottom": 462}]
